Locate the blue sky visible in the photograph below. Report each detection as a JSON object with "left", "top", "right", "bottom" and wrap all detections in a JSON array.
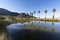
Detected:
[{"left": 0, "top": 0, "right": 60, "bottom": 18}]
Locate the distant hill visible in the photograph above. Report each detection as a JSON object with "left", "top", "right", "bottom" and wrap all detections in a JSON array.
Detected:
[
  {"left": 18, "top": 13, "right": 34, "bottom": 18},
  {"left": 0, "top": 8, "right": 20, "bottom": 16},
  {"left": 0, "top": 8, "right": 35, "bottom": 18}
]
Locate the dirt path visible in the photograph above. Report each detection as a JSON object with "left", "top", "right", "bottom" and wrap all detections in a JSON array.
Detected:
[
  {"left": 0, "top": 32, "right": 8, "bottom": 40},
  {"left": 0, "top": 32, "right": 5, "bottom": 40}
]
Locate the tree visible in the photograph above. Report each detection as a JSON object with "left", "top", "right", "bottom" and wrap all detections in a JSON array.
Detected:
[
  {"left": 52, "top": 8, "right": 56, "bottom": 22},
  {"left": 44, "top": 10, "right": 47, "bottom": 21},
  {"left": 38, "top": 11, "right": 40, "bottom": 19},
  {"left": 30, "top": 13, "right": 33, "bottom": 18},
  {"left": 34, "top": 11, "right": 36, "bottom": 17}
]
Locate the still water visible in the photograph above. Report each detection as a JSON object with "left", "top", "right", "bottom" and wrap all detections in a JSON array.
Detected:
[{"left": 6, "top": 21, "right": 60, "bottom": 40}]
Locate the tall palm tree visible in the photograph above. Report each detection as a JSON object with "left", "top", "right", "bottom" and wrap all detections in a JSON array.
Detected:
[
  {"left": 33, "top": 11, "right": 36, "bottom": 21},
  {"left": 30, "top": 13, "right": 33, "bottom": 17},
  {"left": 34, "top": 11, "right": 36, "bottom": 17},
  {"left": 52, "top": 8, "right": 56, "bottom": 22},
  {"left": 38, "top": 11, "right": 40, "bottom": 20},
  {"left": 44, "top": 10, "right": 47, "bottom": 21}
]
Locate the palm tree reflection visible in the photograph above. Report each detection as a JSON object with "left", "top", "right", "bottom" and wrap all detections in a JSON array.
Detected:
[
  {"left": 37, "top": 26, "right": 40, "bottom": 31},
  {"left": 44, "top": 22, "right": 47, "bottom": 31},
  {"left": 38, "top": 21, "right": 40, "bottom": 30},
  {"left": 28, "top": 21, "right": 35, "bottom": 30},
  {"left": 51, "top": 22, "right": 55, "bottom": 32}
]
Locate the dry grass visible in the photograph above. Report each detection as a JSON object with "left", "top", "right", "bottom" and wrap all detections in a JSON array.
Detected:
[{"left": 0, "top": 32, "right": 5, "bottom": 40}]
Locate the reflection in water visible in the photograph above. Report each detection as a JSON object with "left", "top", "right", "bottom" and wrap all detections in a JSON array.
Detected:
[
  {"left": 51, "top": 22, "right": 55, "bottom": 32},
  {"left": 37, "top": 21, "right": 40, "bottom": 30},
  {"left": 44, "top": 21, "right": 47, "bottom": 31},
  {"left": 29, "top": 21, "right": 35, "bottom": 30},
  {"left": 51, "top": 14, "right": 55, "bottom": 32},
  {"left": 6, "top": 21, "right": 60, "bottom": 40},
  {"left": 37, "top": 26, "right": 40, "bottom": 30},
  {"left": 22, "top": 21, "right": 60, "bottom": 32}
]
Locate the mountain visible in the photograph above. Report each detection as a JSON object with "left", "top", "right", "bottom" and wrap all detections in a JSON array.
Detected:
[
  {"left": 18, "top": 13, "right": 34, "bottom": 18},
  {"left": 0, "top": 8, "right": 35, "bottom": 18},
  {"left": 0, "top": 8, "right": 20, "bottom": 16}
]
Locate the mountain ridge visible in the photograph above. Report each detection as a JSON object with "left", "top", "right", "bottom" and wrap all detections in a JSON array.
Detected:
[{"left": 0, "top": 8, "right": 35, "bottom": 18}]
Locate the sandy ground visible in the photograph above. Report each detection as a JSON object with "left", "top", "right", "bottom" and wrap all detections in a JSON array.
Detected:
[
  {"left": 0, "top": 32, "right": 8, "bottom": 40},
  {"left": 0, "top": 32, "right": 5, "bottom": 40}
]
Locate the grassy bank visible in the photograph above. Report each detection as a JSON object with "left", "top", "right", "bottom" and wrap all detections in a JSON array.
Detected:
[
  {"left": 0, "top": 18, "right": 60, "bottom": 33},
  {"left": 0, "top": 20, "right": 12, "bottom": 33},
  {"left": 37, "top": 19, "right": 60, "bottom": 22},
  {"left": 0, "top": 18, "right": 35, "bottom": 32}
]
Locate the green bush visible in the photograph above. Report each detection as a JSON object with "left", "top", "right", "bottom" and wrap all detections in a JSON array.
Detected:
[{"left": 0, "top": 20, "right": 11, "bottom": 31}]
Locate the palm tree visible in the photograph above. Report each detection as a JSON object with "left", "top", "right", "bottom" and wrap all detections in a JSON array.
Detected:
[
  {"left": 34, "top": 11, "right": 36, "bottom": 17},
  {"left": 38, "top": 11, "right": 40, "bottom": 20},
  {"left": 52, "top": 8, "right": 56, "bottom": 22},
  {"left": 30, "top": 13, "right": 33, "bottom": 17},
  {"left": 44, "top": 10, "right": 47, "bottom": 21}
]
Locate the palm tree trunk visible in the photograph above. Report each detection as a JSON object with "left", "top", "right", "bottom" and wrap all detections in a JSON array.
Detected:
[
  {"left": 45, "top": 13, "right": 46, "bottom": 24},
  {"left": 39, "top": 14, "right": 40, "bottom": 20}
]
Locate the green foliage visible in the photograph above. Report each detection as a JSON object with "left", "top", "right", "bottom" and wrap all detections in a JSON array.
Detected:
[
  {"left": 38, "top": 11, "right": 40, "bottom": 13},
  {"left": 53, "top": 8, "right": 56, "bottom": 13},
  {"left": 34, "top": 11, "right": 36, "bottom": 14},
  {"left": 45, "top": 10, "right": 47, "bottom": 13},
  {"left": 0, "top": 20, "right": 11, "bottom": 32}
]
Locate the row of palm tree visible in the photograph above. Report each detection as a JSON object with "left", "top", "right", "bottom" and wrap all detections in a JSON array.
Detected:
[
  {"left": 32, "top": 8, "right": 56, "bottom": 22},
  {"left": 33, "top": 11, "right": 40, "bottom": 19}
]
